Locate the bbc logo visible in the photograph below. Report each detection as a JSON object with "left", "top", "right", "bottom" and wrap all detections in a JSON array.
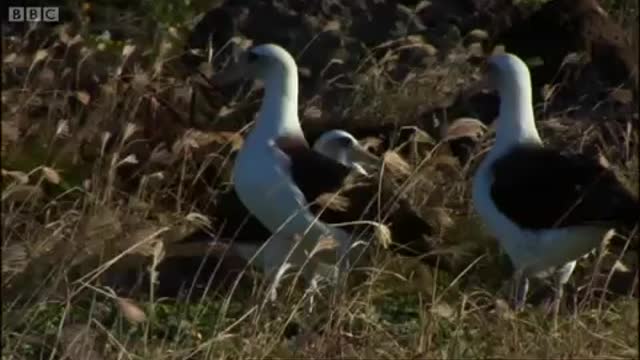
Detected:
[{"left": 8, "top": 7, "right": 59, "bottom": 22}]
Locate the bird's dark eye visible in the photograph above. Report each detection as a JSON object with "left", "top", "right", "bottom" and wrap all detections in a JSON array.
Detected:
[{"left": 247, "top": 51, "right": 259, "bottom": 63}]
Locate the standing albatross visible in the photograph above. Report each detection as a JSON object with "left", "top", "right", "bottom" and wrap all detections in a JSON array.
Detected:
[
  {"left": 472, "top": 53, "right": 638, "bottom": 326},
  {"left": 211, "top": 44, "right": 443, "bottom": 295}
]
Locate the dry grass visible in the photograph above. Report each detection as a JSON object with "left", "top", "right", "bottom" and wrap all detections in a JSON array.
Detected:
[{"left": 2, "top": 2, "right": 639, "bottom": 359}]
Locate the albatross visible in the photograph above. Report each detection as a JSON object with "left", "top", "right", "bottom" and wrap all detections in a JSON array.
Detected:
[
  {"left": 180, "top": 129, "right": 379, "bottom": 247},
  {"left": 472, "top": 53, "right": 638, "bottom": 326},
  {"left": 312, "top": 129, "right": 379, "bottom": 176},
  {"left": 210, "top": 43, "right": 442, "bottom": 296}
]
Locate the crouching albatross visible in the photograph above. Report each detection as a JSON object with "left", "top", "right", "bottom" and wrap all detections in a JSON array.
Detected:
[
  {"left": 211, "top": 43, "right": 443, "bottom": 298},
  {"left": 312, "top": 129, "right": 380, "bottom": 176},
  {"left": 472, "top": 53, "right": 639, "bottom": 327}
]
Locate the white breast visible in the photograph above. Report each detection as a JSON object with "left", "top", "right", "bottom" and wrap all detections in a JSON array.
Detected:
[{"left": 472, "top": 155, "right": 538, "bottom": 270}]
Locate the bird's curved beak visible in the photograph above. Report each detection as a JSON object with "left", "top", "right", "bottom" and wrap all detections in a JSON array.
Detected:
[{"left": 347, "top": 144, "right": 380, "bottom": 176}]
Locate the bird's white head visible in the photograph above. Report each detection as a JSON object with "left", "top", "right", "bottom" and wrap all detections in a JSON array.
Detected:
[
  {"left": 485, "top": 53, "right": 541, "bottom": 148},
  {"left": 487, "top": 53, "right": 532, "bottom": 102},
  {"left": 212, "top": 43, "right": 298, "bottom": 95},
  {"left": 313, "top": 130, "right": 380, "bottom": 176},
  {"left": 213, "top": 43, "right": 301, "bottom": 141}
]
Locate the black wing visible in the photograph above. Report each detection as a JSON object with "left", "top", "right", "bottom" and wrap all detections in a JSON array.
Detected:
[
  {"left": 215, "top": 188, "right": 274, "bottom": 241},
  {"left": 285, "top": 146, "right": 354, "bottom": 202},
  {"left": 490, "top": 145, "right": 639, "bottom": 230},
  {"left": 282, "top": 143, "right": 449, "bottom": 270}
]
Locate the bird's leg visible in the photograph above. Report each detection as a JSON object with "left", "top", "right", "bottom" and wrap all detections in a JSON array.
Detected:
[
  {"left": 307, "top": 274, "right": 320, "bottom": 314},
  {"left": 300, "top": 261, "right": 323, "bottom": 315},
  {"left": 267, "top": 261, "right": 291, "bottom": 302},
  {"left": 258, "top": 234, "right": 295, "bottom": 303},
  {"left": 284, "top": 263, "right": 322, "bottom": 353},
  {"left": 550, "top": 262, "right": 575, "bottom": 332},
  {"left": 264, "top": 233, "right": 315, "bottom": 303},
  {"left": 512, "top": 269, "right": 529, "bottom": 312},
  {"left": 590, "top": 230, "right": 613, "bottom": 299},
  {"left": 333, "top": 236, "right": 354, "bottom": 302},
  {"left": 551, "top": 273, "right": 565, "bottom": 332},
  {"left": 338, "top": 250, "right": 350, "bottom": 294}
]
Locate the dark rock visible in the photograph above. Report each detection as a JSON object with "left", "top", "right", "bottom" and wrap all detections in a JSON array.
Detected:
[
  {"left": 416, "top": 0, "right": 517, "bottom": 37},
  {"left": 494, "top": 0, "right": 636, "bottom": 89}
]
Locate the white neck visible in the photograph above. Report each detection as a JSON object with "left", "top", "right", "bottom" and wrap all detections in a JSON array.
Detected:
[
  {"left": 493, "top": 77, "right": 541, "bottom": 153},
  {"left": 250, "top": 63, "right": 303, "bottom": 142}
]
